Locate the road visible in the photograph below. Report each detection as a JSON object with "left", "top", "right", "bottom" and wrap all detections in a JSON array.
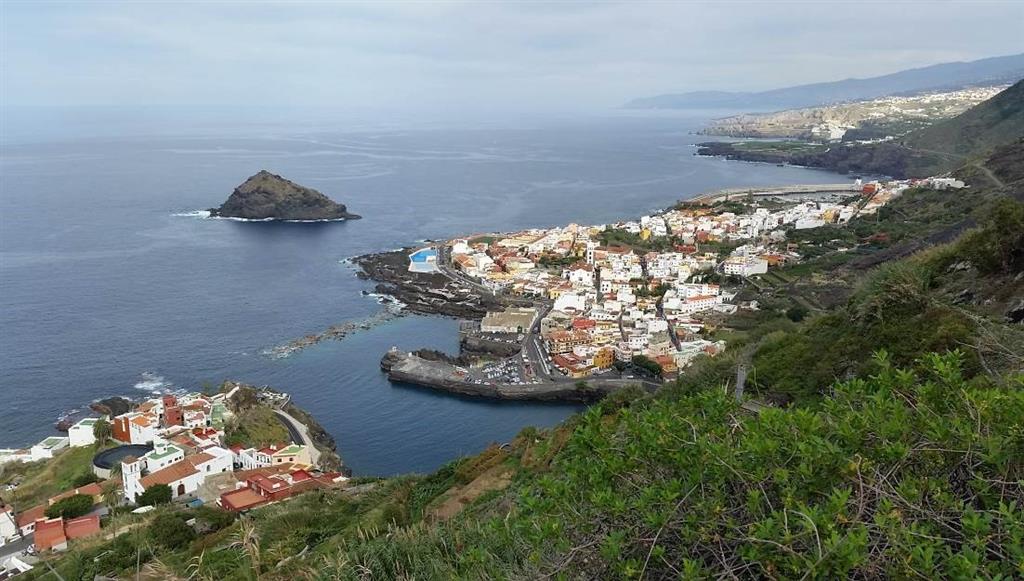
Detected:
[
  {"left": 0, "top": 535, "right": 32, "bottom": 563},
  {"left": 273, "top": 410, "right": 322, "bottom": 469}
]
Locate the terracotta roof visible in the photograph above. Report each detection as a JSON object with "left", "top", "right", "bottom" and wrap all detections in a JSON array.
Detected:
[
  {"left": 33, "top": 517, "right": 67, "bottom": 551},
  {"left": 64, "top": 515, "right": 100, "bottom": 540},
  {"left": 16, "top": 504, "right": 46, "bottom": 528},
  {"left": 140, "top": 454, "right": 208, "bottom": 488},
  {"left": 49, "top": 483, "right": 103, "bottom": 505},
  {"left": 130, "top": 414, "right": 155, "bottom": 427},
  {"left": 220, "top": 488, "right": 267, "bottom": 511}
]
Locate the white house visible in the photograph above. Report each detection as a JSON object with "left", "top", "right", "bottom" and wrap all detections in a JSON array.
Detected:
[
  {"left": 67, "top": 418, "right": 100, "bottom": 448},
  {"left": 122, "top": 446, "right": 233, "bottom": 503},
  {"left": 722, "top": 256, "right": 769, "bottom": 277},
  {"left": 30, "top": 437, "right": 69, "bottom": 461},
  {"left": 1, "top": 504, "right": 18, "bottom": 544}
]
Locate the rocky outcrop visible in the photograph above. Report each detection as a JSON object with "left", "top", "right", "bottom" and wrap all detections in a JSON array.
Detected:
[
  {"left": 354, "top": 249, "right": 501, "bottom": 318},
  {"left": 90, "top": 396, "right": 134, "bottom": 417},
  {"left": 211, "top": 170, "right": 360, "bottom": 221}
]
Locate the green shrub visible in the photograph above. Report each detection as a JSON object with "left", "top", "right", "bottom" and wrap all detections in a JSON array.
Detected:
[
  {"left": 136, "top": 484, "right": 172, "bottom": 507},
  {"left": 44, "top": 494, "right": 94, "bottom": 519},
  {"left": 148, "top": 512, "right": 195, "bottom": 549}
]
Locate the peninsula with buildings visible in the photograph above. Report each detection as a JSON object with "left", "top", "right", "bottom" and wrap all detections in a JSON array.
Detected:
[{"left": 360, "top": 176, "right": 964, "bottom": 401}]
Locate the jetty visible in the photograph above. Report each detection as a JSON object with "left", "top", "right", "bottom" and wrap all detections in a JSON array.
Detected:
[{"left": 381, "top": 350, "right": 661, "bottom": 402}]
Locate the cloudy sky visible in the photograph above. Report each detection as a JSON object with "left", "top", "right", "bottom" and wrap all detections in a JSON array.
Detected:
[{"left": 2, "top": 1, "right": 1022, "bottom": 112}]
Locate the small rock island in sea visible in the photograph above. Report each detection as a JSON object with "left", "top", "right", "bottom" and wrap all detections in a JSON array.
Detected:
[{"left": 210, "top": 170, "right": 361, "bottom": 221}]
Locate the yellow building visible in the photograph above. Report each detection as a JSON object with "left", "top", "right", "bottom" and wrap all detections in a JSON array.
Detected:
[{"left": 593, "top": 347, "right": 614, "bottom": 370}]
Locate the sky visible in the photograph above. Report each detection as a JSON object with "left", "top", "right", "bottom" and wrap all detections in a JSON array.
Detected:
[{"left": 1, "top": 1, "right": 1023, "bottom": 114}]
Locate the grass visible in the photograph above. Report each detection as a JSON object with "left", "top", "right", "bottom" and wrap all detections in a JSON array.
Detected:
[
  {"left": 224, "top": 406, "right": 290, "bottom": 447},
  {"left": 732, "top": 140, "right": 827, "bottom": 154},
  {"left": 0, "top": 444, "right": 103, "bottom": 509}
]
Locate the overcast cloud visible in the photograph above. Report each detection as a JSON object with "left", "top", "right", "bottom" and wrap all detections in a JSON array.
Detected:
[{"left": 2, "top": 1, "right": 1022, "bottom": 113}]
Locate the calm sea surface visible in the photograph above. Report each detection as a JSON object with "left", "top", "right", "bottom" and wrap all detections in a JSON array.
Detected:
[{"left": 0, "top": 112, "right": 847, "bottom": 475}]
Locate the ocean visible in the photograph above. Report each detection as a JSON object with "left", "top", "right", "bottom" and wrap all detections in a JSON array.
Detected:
[{"left": 0, "top": 110, "right": 847, "bottom": 475}]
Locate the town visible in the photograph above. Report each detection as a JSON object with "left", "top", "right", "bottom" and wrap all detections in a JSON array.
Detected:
[
  {"left": 395, "top": 177, "right": 960, "bottom": 387},
  {"left": 1, "top": 385, "right": 347, "bottom": 575}
]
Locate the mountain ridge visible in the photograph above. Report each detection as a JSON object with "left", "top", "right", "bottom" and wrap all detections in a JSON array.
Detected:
[{"left": 626, "top": 52, "right": 1024, "bottom": 110}]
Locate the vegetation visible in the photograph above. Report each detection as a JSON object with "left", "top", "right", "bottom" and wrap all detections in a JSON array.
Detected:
[
  {"left": 631, "top": 354, "right": 663, "bottom": 377},
  {"left": 92, "top": 418, "right": 111, "bottom": 447},
  {"left": 136, "top": 483, "right": 172, "bottom": 507},
  {"left": 0, "top": 445, "right": 99, "bottom": 509},
  {"left": 148, "top": 512, "right": 196, "bottom": 549},
  {"left": 224, "top": 405, "right": 290, "bottom": 448},
  {"left": 44, "top": 494, "right": 94, "bottom": 519}
]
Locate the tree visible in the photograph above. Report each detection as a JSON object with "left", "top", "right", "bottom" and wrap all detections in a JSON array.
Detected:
[
  {"left": 45, "top": 494, "right": 94, "bottom": 519},
  {"left": 785, "top": 304, "right": 809, "bottom": 322},
  {"left": 148, "top": 512, "right": 195, "bottom": 549},
  {"left": 93, "top": 418, "right": 112, "bottom": 447},
  {"left": 136, "top": 484, "right": 172, "bottom": 507},
  {"left": 72, "top": 472, "right": 100, "bottom": 488},
  {"left": 101, "top": 481, "right": 121, "bottom": 510},
  {"left": 631, "top": 355, "right": 663, "bottom": 377}
]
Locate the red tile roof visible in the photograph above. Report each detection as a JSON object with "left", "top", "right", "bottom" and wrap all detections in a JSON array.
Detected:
[
  {"left": 33, "top": 518, "right": 67, "bottom": 551},
  {"left": 64, "top": 515, "right": 100, "bottom": 540},
  {"left": 16, "top": 504, "right": 46, "bottom": 529},
  {"left": 220, "top": 488, "right": 268, "bottom": 512}
]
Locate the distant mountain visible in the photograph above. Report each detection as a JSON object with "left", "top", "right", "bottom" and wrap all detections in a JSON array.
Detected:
[
  {"left": 626, "top": 53, "right": 1024, "bottom": 110},
  {"left": 695, "top": 80, "right": 1024, "bottom": 178}
]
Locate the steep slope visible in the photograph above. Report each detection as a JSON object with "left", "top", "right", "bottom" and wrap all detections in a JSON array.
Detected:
[
  {"left": 626, "top": 52, "right": 1024, "bottom": 110},
  {"left": 903, "top": 79, "right": 1024, "bottom": 157}
]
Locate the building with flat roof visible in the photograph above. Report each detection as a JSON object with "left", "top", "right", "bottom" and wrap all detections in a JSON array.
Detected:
[
  {"left": 30, "top": 437, "right": 69, "bottom": 461},
  {"left": 68, "top": 418, "right": 99, "bottom": 448},
  {"left": 480, "top": 307, "right": 537, "bottom": 334}
]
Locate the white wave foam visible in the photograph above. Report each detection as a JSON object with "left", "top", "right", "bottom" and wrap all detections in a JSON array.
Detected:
[
  {"left": 172, "top": 210, "right": 349, "bottom": 223},
  {"left": 171, "top": 210, "right": 212, "bottom": 218},
  {"left": 134, "top": 372, "right": 173, "bottom": 393}
]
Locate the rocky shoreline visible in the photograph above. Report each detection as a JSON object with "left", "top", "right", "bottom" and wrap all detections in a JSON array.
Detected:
[{"left": 354, "top": 248, "right": 501, "bottom": 318}]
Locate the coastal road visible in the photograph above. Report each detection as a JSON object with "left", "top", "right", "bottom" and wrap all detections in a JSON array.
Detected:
[{"left": 273, "top": 410, "right": 322, "bottom": 469}]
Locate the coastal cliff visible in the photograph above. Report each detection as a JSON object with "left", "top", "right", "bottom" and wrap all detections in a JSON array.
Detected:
[{"left": 211, "top": 170, "right": 361, "bottom": 221}]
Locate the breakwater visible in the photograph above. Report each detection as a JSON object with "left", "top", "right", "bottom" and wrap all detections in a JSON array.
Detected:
[{"left": 382, "top": 351, "right": 660, "bottom": 402}]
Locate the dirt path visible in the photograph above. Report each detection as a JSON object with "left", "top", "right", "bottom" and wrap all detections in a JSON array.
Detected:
[
  {"left": 428, "top": 465, "right": 514, "bottom": 522},
  {"left": 973, "top": 162, "right": 1006, "bottom": 189}
]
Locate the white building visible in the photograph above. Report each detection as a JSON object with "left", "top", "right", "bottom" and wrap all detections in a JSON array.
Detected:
[
  {"left": 723, "top": 256, "right": 769, "bottom": 277},
  {"left": 30, "top": 437, "right": 69, "bottom": 461},
  {"left": 67, "top": 418, "right": 100, "bottom": 448},
  {"left": 122, "top": 446, "right": 233, "bottom": 503},
  {"left": 1, "top": 504, "right": 18, "bottom": 544}
]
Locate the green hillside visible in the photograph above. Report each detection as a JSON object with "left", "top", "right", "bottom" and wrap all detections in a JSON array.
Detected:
[{"left": 905, "top": 79, "right": 1024, "bottom": 158}]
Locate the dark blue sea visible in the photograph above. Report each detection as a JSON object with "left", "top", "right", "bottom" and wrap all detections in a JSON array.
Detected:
[{"left": 0, "top": 110, "right": 847, "bottom": 475}]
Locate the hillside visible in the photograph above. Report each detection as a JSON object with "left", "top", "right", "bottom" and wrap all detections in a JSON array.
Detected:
[
  {"left": 904, "top": 79, "right": 1024, "bottom": 157},
  {"left": 626, "top": 52, "right": 1024, "bottom": 110},
  {"left": 698, "top": 80, "right": 1024, "bottom": 178}
]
